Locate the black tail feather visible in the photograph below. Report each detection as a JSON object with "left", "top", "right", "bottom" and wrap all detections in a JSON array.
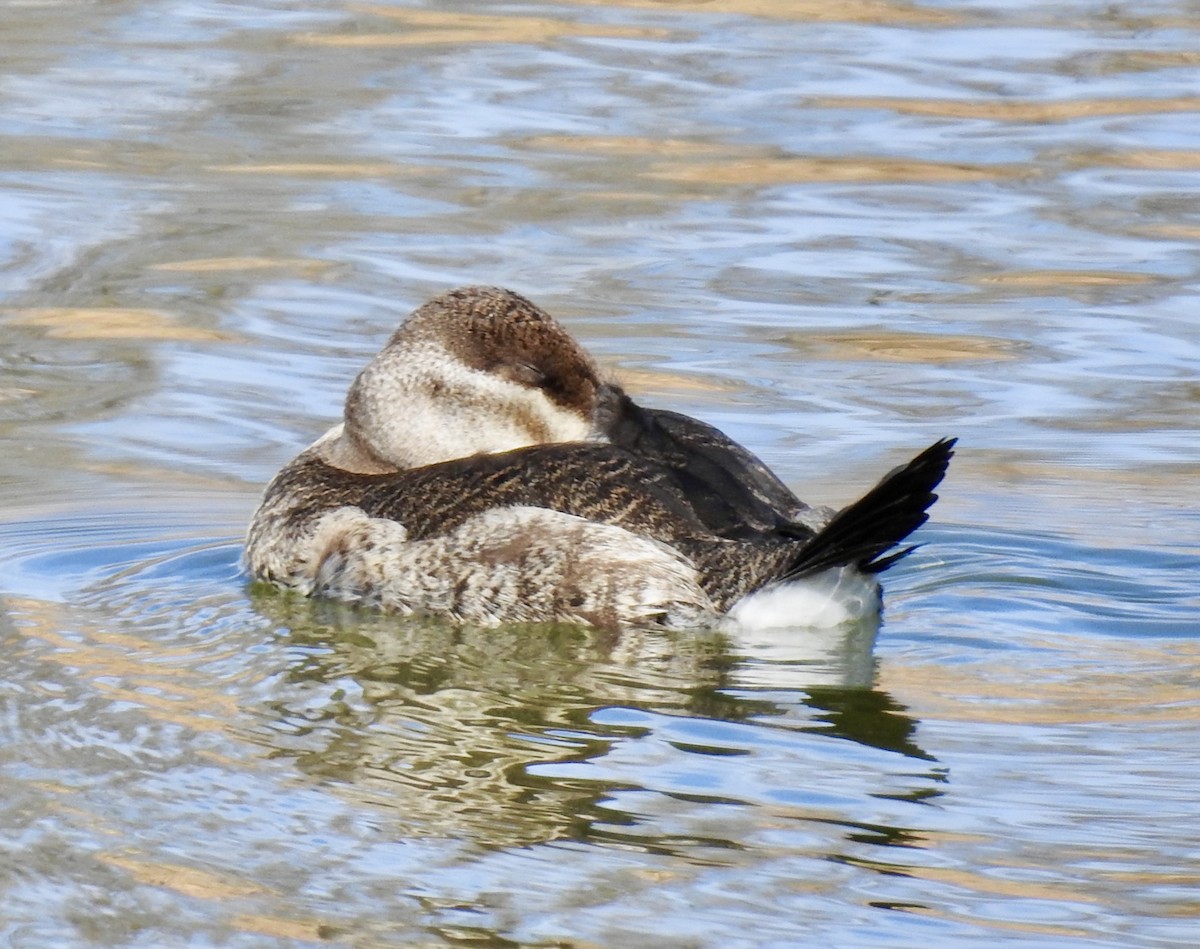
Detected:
[{"left": 783, "top": 437, "right": 956, "bottom": 580}]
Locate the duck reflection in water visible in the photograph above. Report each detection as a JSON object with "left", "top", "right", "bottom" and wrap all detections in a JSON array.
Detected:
[
  {"left": 254, "top": 593, "right": 939, "bottom": 852},
  {"left": 246, "top": 286, "right": 955, "bottom": 632}
]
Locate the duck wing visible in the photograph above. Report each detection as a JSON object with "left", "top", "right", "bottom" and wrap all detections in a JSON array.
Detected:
[
  {"left": 592, "top": 384, "right": 954, "bottom": 578},
  {"left": 592, "top": 384, "right": 809, "bottom": 539},
  {"left": 288, "top": 442, "right": 722, "bottom": 547}
]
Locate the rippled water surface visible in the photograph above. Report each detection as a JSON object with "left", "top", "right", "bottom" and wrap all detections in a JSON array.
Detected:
[{"left": 2, "top": 1, "right": 1199, "bottom": 946}]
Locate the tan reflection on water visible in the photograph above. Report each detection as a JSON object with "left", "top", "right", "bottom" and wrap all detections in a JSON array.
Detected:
[
  {"left": 559, "top": 0, "right": 961, "bottom": 27},
  {"left": 647, "top": 154, "right": 1027, "bottom": 186},
  {"left": 3, "top": 307, "right": 232, "bottom": 342},
  {"left": 528, "top": 135, "right": 1021, "bottom": 192},
  {"left": 965, "top": 268, "right": 1166, "bottom": 300},
  {"left": 1067, "top": 149, "right": 1200, "bottom": 171},
  {"left": 100, "top": 851, "right": 326, "bottom": 940},
  {"left": 774, "top": 329, "right": 1026, "bottom": 364},
  {"left": 1086, "top": 49, "right": 1200, "bottom": 73},
  {"left": 966, "top": 454, "right": 1200, "bottom": 489},
  {"left": 207, "top": 161, "right": 425, "bottom": 178},
  {"left": 880, "top": 636, "right": 1200, "bottom": 727},
  {"left": 525, "top": 134, "right": 728, "bottom": 158},
  {"left": 227, "top": 913, "right": 327, "bottom": 943},
  {"left": 809, "top": 95, "right": 1200, "bottom": 123},
  {"left": 99, "top": 853, "right": 267, "bottom": 901},
  {"left": 297, "top": 6, "right": 670, "bottom": 47},
  {"left": 150, "top": 256, "right": 335, "bottom": 275},
  {"left": 0, "top": 386, "right": 37, "bottom": 404},
  {"left": 614, "top": 365, "right": 743, "bottom": 396},
  {"left": 1131, "top": 223, "right": 1200, "bottom": 240},
  {"left": 973, "top": 269, "right": 1160, "bottom": 287},
  {"left": 4, "top": 140, "right": 192, "bottom": 177}
]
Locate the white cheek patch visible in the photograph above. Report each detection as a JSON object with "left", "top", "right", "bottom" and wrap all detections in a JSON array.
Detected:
[
  {"left": 363, "top": 346, "right": 591, "bottom": 467},
  {"left": 510, "top": 384, "right": 592, "bottom": 444}
]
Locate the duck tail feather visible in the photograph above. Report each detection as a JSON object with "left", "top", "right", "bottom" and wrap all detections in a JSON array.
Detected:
[{"left": 782, "top": 437, "right": 956, "bottom": 580}]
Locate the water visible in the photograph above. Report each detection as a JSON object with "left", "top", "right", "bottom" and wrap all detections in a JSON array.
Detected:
[{"left": 2, "top": 1, "right": 1199, "bottom": 945}]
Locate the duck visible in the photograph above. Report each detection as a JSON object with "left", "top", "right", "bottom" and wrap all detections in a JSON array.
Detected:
[{"left": 245, "top": 286, "right": 955, "bottom": 630}]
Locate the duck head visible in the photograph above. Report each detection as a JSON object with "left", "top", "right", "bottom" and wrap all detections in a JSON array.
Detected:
[{"left": 312, "top": 286, "right": 602, "bottom": 473}]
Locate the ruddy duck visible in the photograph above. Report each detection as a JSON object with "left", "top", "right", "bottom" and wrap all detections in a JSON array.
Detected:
[{"left": 246, "top": 286, "right": 955, "bottom": 629}]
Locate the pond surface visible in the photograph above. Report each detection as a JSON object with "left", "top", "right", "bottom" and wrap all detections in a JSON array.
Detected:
[{"left": 2, "top": 1, "right": 1199, "bottom": 946}]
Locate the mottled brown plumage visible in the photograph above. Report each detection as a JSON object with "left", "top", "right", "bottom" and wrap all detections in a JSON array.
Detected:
[{"left": 245, "top": 285, "right": 955, "bottom": 628}]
